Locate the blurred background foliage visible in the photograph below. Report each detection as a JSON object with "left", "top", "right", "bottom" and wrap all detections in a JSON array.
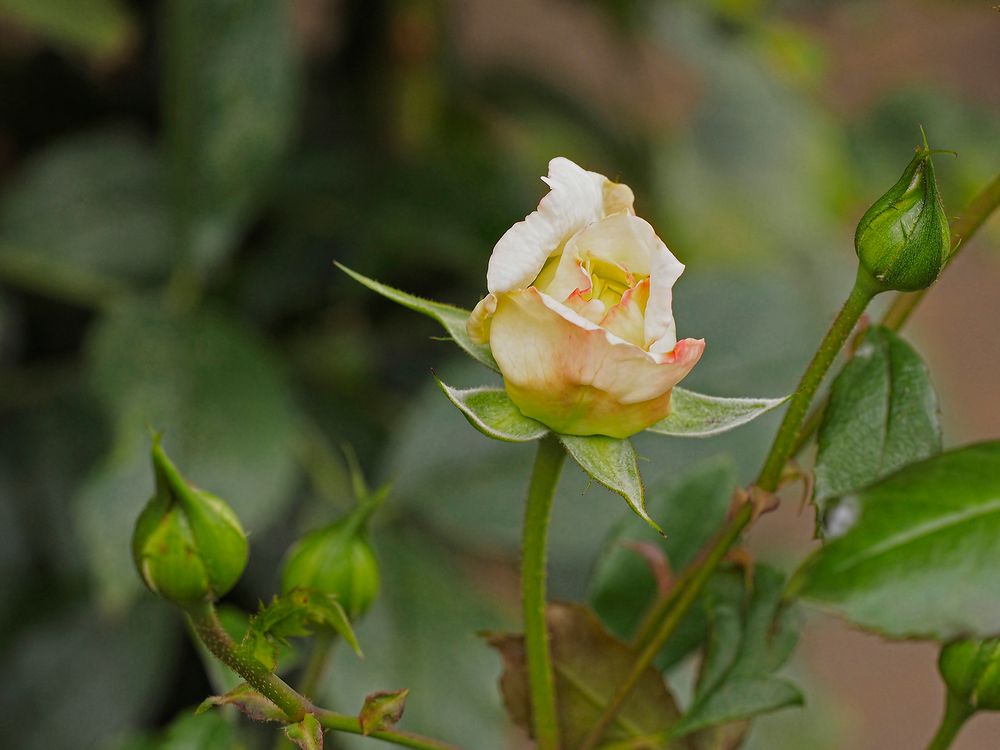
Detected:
[{"left": 0, "top": 0, "right": 997, "bottom": 748}]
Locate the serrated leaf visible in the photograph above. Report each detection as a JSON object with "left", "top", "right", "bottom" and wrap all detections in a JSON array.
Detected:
[
  {"left": 486, "top": 602, "right": 688, "bottom": 748},
  {"left": 646, "top": 389, "right": 788, "bottom": 438},
  {"left": 165, "top": 0, "right": 298, "bottom": 274},
  {"left": 559, "top": 435, "right": 659, "bottom": 534},
  {"left": 792, "top": 442, "right": 1000, "bottom": 640},
  {"left": 673, "top": 566, "right": 802, "bottom": 738},
  {"left": 196, "top": 682, "right": 286, "bottom": 723},
  {"left": 434, "top": 379, "right": 547, "bottom": 442},
  {"left": 336, "top": 264, "right": 497, "bottom": 371},
  {"left": 813, "top": 326, "right": 941, "bottom": 519},
  {"left": 248, "top": 589, "right": 362, "bottom": 660},
  {"left": 359, "top": 689, "right": 409, "bottom": 735},
  {"left": 0, "top": 129, "right": 170, "bottom": 304},
  {"left": 284, "top": 714, "right": 323, "bottom": 750},
  {"left": 589, "top": 458, "right": 736, "bottom": 671}
]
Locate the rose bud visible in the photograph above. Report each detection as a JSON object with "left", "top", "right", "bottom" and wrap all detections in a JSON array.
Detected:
[
  {"left": 280, "top": 490, "right": 384, "bottom": 619},
  {"left": 939, "top": 638, "right": 1000, "bottom": 713},
  {"left": 854, "top": 137, "right": 950, "bottom": 292},
  {"left": 132, "top": 437, "right": 249, "bottom": 604},
  {"left": 467, "top": 157, "right": 704, "bottom": 438}
]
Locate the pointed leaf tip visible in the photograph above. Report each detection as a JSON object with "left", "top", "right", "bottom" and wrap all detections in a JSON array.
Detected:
[
  {"left": 435, "top": 378, "right": 549, "bottom": 442},
  {"left": 336, "top": 264, "right": 498, "bottom": 371},
  {"left": 559, "top": 435, "right": 662, "bottom": 535},
  {"left": 647, "top": 388, "right": 788, "bottom": 438}
]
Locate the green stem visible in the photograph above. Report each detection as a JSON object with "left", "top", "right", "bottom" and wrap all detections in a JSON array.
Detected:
[
  {"left": 186, "top": 601, "right": 462, "bottom": 750},
  {"left": 185, "top": 601, "right": 310, "bottom": 722},
  {"left": 315, "top": 710, "right": 461, "bottom": 750},
  {"left": 756, "top": 267, "right": 880, "bottom": 492},
  {"left": 926, "top": 693, "right": 974, "bottom": 750},
  {"left": 522, "top": 434, "right": 566, "bottom": 750},
  {"left": 578, "top": 504, "right": 752, "bottom": 750}
]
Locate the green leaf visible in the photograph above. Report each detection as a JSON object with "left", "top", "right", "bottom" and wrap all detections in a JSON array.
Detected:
[
  {"left": 0, "top": 129, "right": 170, "bottom": 304},
  {"left": 0, "top": 0, "right": 133, "bottom": 58},
  {"left": 434, "top": 379, "right": 547, "bottom": 442},
  {"left": 248, "top": 589, "right": 362, "bottom": 661},
  {"left": 647, "top": 389, "right": 789, "bottom": 438},
  {"left": 336, "top": 264, "right": 497, "bottom": 371},
  {"left": 486, "top": 602, "right": 688, "bottom": 748},
  {"left": 589, "top": 457, "right": 736, "bottom": 670},
  {"left": 161, "top": 710, "right": 240, "bottom": 750},
  {"left": 792, "top": 442, "right": 1000, "bottom": 640},
  {"left": 284, "top": 714, "right": 323, "bottom": 750},
  {"left": 560, "top": 434, "right": 660, "bottom": 534},
  {"left": 0, "top": 598, "right": 177, "bottom": 750},
  {"left": 75, "top": 300, "right": 298, "bottom": 611},
  {"left": 674, "top": 566, "right": 802, "bottom": 738},
  {"left": 197, "top": 682, "right": 286, "bottom": 723},
  {"left": 359, "top": 689, "right": 409, "bottom": 735},
  {"left": 165, "top": 0, "right": 299, "bottom": 274},
  {"left": 939, "top": 638, "right": 1000, "bottom": 712},
  {"left": 813, "top": 326, "right": 941, "bottom": 518}
]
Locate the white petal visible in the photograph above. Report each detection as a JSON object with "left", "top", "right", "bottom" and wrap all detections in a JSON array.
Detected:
[
  {"left": 646, "top": 229, "right": 685, "bottom": 353},
  {"left": 486, "top": 158, "right": 633, "bottom": 294}
]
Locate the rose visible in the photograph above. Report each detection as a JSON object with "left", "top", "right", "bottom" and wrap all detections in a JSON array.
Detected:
[{"left": 468, "top": 157, "right": 705, "bottom": 439}]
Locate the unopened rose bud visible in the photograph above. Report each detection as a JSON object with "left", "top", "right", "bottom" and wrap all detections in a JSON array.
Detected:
[
  {"left": 854, "top": 135, "right": 951, "bottom": 292},
  {"left": 281, "top": 491, "right": 384, "bottom": 619},
  {"left": 939, "top": 638, "right": 1000, "bottom": 712},
  {"left": 132, "top": 437, "right": 249, "bottom": 603}
]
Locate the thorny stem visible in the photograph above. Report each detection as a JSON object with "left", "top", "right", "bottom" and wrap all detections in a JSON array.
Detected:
[
  {"left": 578, "top": 504, "right": 752, "bottom": 750},
  {"left": 582, "top": 264, "right": 885, "bottom": 749},
  {"left": 185, "top": 601, "right": 462, "bottom": 750},
  {"left": 521, "top": 434, "right": 567, "bottom": 750}
]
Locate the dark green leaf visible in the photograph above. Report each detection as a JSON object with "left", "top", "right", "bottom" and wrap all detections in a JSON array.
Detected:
[
  {"left": 0, "top": 0, "right": 133, "bottom": 58},
  {"left": 813, "top": 326, "right": 941, "bottom": 518},
  {"left": 647, "top": 389, "right": 788, "bottom": 438},
  {"left": 589, "top": 457, "right": 736, "bottom": 670},
  {"left": 487, "top": 602, "right": 689, "bottom": 748},
  {"left": 792, "top": 442, "right": 1000, "bottom": 640},
  {"left": 75, "top": 300, "right": 298, "bottom": 611},
  {"left": 337, "top": 264, "right": 497, "bottom": 371},
  {"left": 0, "top": 129, "right": 170, "bottom": 303},
  {"left": 560, "top": 434, "right": 660, "bottom": 534},
  {"left": 0, "top": 598, "right": 177, "bottom": 750},
  {"left": 165, "top": 0, "right": 299, "bottom": 274},
  {"left": 435, "top": 379, "right": 547, "bottom": 442},
  {"left": 674, "top": 567, "right": 802, "bottom": 738},
  {"left": 161, "top": 710, "right": 240, "bottom": 750}
]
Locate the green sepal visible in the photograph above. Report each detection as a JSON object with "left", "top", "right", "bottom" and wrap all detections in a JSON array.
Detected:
[
  {"left": 196, "top": 682, "right": 286, "bottom": 723},
  {"left": 559, "top": 434, "right": 660, "bottom": 535},
  {"left": 435, "top": 377, "right": 548, "bottom": 442},
  {"left": 646, "top": 388, "right": 789, "bottom": 438},
  {"left": 336, "top": 264, "right": 497, "bottom": 371}
]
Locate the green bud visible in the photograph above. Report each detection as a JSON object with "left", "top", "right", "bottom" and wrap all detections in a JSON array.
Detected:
[
  {"left": 854, "top": 136, "right": 950, "bottom": 292},
  {"left": 939, "top": 638, "right": 1000, "bottom": 712},
  {"left": 132, "top": 437, "right": 249, "bottom": 603},
  {"left": 281, "top": 491, "right": 384, "bottom": 619}
]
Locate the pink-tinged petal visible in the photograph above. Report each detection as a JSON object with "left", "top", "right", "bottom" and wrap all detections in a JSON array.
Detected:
[
  {"left": 646, "top": 231, "right": 685, "bottom": 354},
  {"left": 489, "top": 288, "right": 705, "bottom": 438},
  {"left": 486, "top": 158, "right": 634, "bottom": 295},
  {"left": 600, "top": 278, "right": 649, "bottom": 347}
]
